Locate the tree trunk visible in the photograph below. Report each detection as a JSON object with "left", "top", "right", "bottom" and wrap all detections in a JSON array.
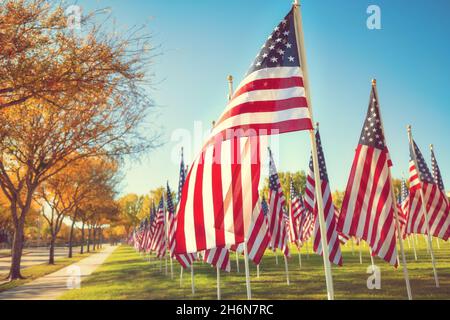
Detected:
[
  {"left": 87, "top": 226, "right": 91, "bottom": 253},
  {"left": 92, "top": 227, "right": 97, "bottom": 251},
  {"left": 80, "top": 221, "right": 85, "bottom": 254},
  {"left": 49, "top": 234, "right": 56, "bottom": 264},
  {"left": 68, "top": 217, "right": 76, "bottom": 258},
  {"left": 9, "top": 223, "right": 25, "bottom": 280}
]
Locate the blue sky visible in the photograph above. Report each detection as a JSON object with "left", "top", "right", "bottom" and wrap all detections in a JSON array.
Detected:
[{"left": 76, "top": 0, "right": 450, "bottom": 195}]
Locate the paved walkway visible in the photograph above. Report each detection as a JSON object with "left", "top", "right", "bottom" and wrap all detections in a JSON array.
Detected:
[
  {"left": 0, "top": 247, "right": 81, "bottom": 275},
  {"left": 0, "top": 245, "right": 117, "bottom": 300}
]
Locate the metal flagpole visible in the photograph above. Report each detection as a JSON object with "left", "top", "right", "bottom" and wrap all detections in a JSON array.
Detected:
[
  {"left": 408, "top": 125, "right": 439, "bottom": 288},
  {"left": 217, "top": 266, "right": 221, "bottom": 300},
  {"left": 180, "top": 267, "right": 183, "bottom": 288},
  {"left": 235, "top": 251, "right": 240, "bottom": 273},
  {"left": 373, "top": 80, "right": 412, "bottom": 299},
  {"left": 256, "top": 264, "right": 260, "bottom": 278},
  {"left": 293, "top": 0, "right": 334, "bottom": 300},
  {"left": 351, "top": 238, "right": 355, "bottom": 256},
  {"left": 297, "top": 241, "right": 302, "bottom": 269},
  {"left": 284, "top": 254, "right": 290, "bottom": 286},
  {"left": 243, "top": 239, "right": 252, "bottom": 300},
  {"left": 411, "top": 235, "right": 418, "bottom": 261},
  {"left": 275, "top": 251, "right": 279, "bottom": 265},
  {"left": 191, "top": 264, "right": 195, "bottom": 295}
]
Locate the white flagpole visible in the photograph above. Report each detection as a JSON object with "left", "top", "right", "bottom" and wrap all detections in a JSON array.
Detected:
[
  {"left": 216, "top": 266, "right": 221, "bottom": 300},
  {"left": 243, "top": 239, "right": 252, "bottom": 300},
  {"left": 407, "top": 236, "right": 411, "bottom": 249},
  {"left": 297, "top": 241, "right": 302, "bottom": 269},
  {"left": 235, "top": 251, "right": 240, "bottom": 273},
  {"left": 180, "top": 267, "right": 183, "bottom": 288},
  {"left": 305, "top": 240, "right": 310, "bottom": 259},
  {"left": 293, "top": 0, "right": 334, "bottom": 300},
  {"left": 408, "top": 125, "right": 439, "bottom": 288},
  {"left": 351, "top": 238, "right": 355, "bottom": 256},
  {"left": 373, "top": 80, "right": 412, "bottom": 299},
  {"left": 275, "top": 251, "right": 279, "bottom": 265},
  {"left": 256, "top": 264, "right": 260, "bottom": 278},
  {"left": 191, "top": 264, "right": 195, "bottom": 295},
  {"left": 411, "top": 235, "right": 418, "bottom": 261},
  {"left": 284, "top": 254, "right": 290, "bottom": 286}
]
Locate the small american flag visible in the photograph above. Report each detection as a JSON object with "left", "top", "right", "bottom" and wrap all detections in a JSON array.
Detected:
[
  {"left": 305, "top": 129, "right": 343, "bottom": 266},
  {"left": 246, "top": 197, "right": 271, "bottom": 265},
  {"left": 267, "top": 149, "right": 289, "bottom": 257},
  {"left": 407, "top": 141, "right": 449, "bottom": 240},
  {"left": 337, "top": 83, "right": 397, "bottom": 266}
]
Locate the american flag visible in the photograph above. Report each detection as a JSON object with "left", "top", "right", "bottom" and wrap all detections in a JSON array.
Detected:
[
  {"left": 305, "top": 129, "right": 343, "bottom": 266},
  {"left": 174, "top": 150, "right": 198, "bottom": 268},
  {"left": 431, "top": 147, "right": 450, "bottom": 240},
  {"left": 203, "top": 247, "right": 231, "bottom": 272},
  {"left": 267, "top": 149, "right": 290, "bottom": 257},
  {"left": 288, "top": 180, "right": 303, "bottom": 243},
  {"left": 152, "top": 197, "right": 167, "bottom": 258},
  {"left": 396, "top": 179, "right": 409, "bottom": 239},
  {"left": 406, "top": 141, "right": 449, "bottom": 240},
  {"left": 175, "top": 8, "right": 312, "bottom": 255},
  {"left": 247, "top": 197, "right": 271, "bottom": 265},
  {"left": 167, "top": 183, "right": 176, "bottom": 257},
  {"left": 337, "top": 83, "right": 397, "bottom": 266},
  {"left": 299, "top": 209, "right": 314, "bottom": 245}
]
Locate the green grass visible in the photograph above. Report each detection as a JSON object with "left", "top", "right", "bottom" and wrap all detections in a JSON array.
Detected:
[
  {"left": 59, "top": 239, "right": 450, "bottom": 300},
  {"left": 0, "top": 251, "right": 93, "bottom": 292}
]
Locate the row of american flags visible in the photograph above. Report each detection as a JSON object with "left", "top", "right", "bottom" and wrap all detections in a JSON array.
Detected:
[{"left": 129, "top": 4, "right": 449, "bottom": 299}]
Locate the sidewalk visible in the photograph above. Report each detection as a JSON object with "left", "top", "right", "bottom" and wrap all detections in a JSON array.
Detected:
[{"left": 0, "top": 245, "right": 117, "bottom": 300}]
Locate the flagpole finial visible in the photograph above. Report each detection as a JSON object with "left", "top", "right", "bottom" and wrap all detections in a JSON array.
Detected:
[
  {"left": 315, "top": 122, "right": 319, "bottom": 128},
  {"left": 212, "top": 121, "right": 216, "bottom": 128},
  {"left": 430, "top": 144, "right": 434, "bottom": 151},
  {"left": 227, "top": 75, "right": 233, "bottom": 83},
  {"left": 407, "top": 125, "right": 411, "bottom": 133},
  {"left": 372, "top": 79, "right": 377, "bottom": 86}
]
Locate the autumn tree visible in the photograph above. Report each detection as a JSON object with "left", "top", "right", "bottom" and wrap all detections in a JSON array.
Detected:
[{"left": 0, "top": 0, "right": 159, "bottom": 280}]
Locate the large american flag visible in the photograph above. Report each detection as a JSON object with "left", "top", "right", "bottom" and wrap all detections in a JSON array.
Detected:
[
  {"left": 175, "top": 8, "right": 312, "bottom": 255},
  {"left": 406, "top": 141, "right": 449, "bottom": 240},
  {"left": 337, "top": 84, "right": 397, "bottom": 266},
  {"left": 247, "top": 197, "right": 271, "bottom": 265},
  {"left": 267, "top": 149, "right": 290, "bottom": 257},
  {"left": 305, "top": 130, "right": 343, "bottom": 266}
]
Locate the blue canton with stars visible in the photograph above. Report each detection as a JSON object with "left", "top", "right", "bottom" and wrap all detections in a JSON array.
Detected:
[
  {"left": 269, "top": 149, "right": 282, "bottom": 192},
  {"left": 178, "top": 150, "right": 186, "bottom": 204},
  {"left": 308, "top": 130, "right": 330, "bottom": 182},
  {"left": 410, "top": 141, "right": 434, "bottom": 184},
  {"left": 261, "top": 196, "right": 269, "bottom": 217},
  {"left": 359, "top": 86, "right": 387, "bottom": 150},
  {"left": 401, "top": 179, "right": 409, "bottom": 203},
  {"left": 247, "top": 8, "right": 300, "bottom": 76},
  {"left": 431, "top": 149, "right": 446, "bottom": 191}
]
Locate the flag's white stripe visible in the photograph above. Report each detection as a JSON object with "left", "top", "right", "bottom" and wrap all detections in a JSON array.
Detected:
[
  {"left": 241, "top": 138, "right": 253, "bottom": 238},
  {"left": 234, "top": 66, "right": 303, "bottom": 94},
  {"left": 203, "top": 146, "right": 216, "bottom": 249},
  {"left": 221, "top": 140, "right": 235, "bottom": 245}
]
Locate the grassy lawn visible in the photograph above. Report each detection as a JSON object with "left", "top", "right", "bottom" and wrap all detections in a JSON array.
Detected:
[
  {"left": 59, "top": 239, "right": 450, "bottom": 300},
  {"left": 0, "top": 251, "right": 94, "bottom": 293}
]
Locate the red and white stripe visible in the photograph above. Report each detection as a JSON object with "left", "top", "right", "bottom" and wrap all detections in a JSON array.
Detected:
[
  {"left": 247, "top": 201, "right": 270, "bottom": 265},
  {"left": 203, "top": 247, "right": 231, "bottom": 272},
  {"left": 175, "top": 136, "right": 262, "bottom": 254},
  {"left": 407, "top": 161, "right": 449, "bottom": 240},
  {"left": 306, "top": 166, "right": 343, "bottom": 266},
  {"left": 337, "top": 145, "right": 397, "bottom": 266}
]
